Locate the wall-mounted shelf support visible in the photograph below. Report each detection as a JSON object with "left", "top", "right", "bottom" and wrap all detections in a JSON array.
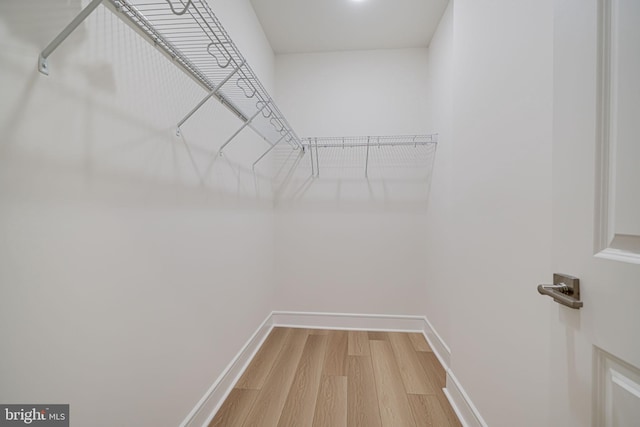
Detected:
[
  {"left": 219, "top": 102, "right": 270, "bottom": 154},
  {"left": 309, "top": 138, "right": 315, "bottom": 176},
  {"left": 239, "top": 128, "right": 274, "bottom": 150},
  {"left": 365, "top": 136, "right": 371, "bottom": 178},
  {"left": 176, "top": 60, "right": 245, "bottom": 136},
  {"left": 38, "top": 0, "right": 105, "bottom": 75},
  {"left": 310, "top": 138, "right": 320, "bottom": 177},
  {"left": 253, "top": 135, "right": 286, "bottom": 169},
  {"left": 316, "top": 138, "right": 320, "bottom": 177}
]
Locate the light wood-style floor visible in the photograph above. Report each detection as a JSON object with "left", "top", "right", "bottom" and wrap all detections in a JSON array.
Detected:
[{"left": 210, "top": 327, "right": 462, "bottom": 427}]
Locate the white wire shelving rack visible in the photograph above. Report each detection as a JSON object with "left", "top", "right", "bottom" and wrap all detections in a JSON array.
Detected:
[
  {"left": 38, "top": 1, "right": 439, "bottom": 176},
  {"left": 38, "top": 0, "right": 302, "bottom": 160},
  {"left": 302, "top": 134, "right": 438, "bottom": 178}
]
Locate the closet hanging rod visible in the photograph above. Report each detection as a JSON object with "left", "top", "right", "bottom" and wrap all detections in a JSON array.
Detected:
[{"left": 38, "top": 0, "right": 302, "bottom": 151}]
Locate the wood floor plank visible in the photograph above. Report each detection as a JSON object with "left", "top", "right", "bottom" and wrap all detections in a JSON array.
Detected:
[
  {"left": 348, "top": 331, "right": 370, "bottom": 356},
  {"left": 347, "top": 356, "right": 382, "bottom": 427},
  {"left": 236, "top": 327, "right": 290, "bottom": 390},
  {"left": 277, "top": 335, "right": 328, "bottom": 427},
  {"left": 369, "top": 340, "right": 417, "bottom": 427},
  {"left": 323, "top": 330, "right": 348, "bottom": 376},
  {"left": 388, "top": 333, "right": 437, "bottom": 394},
  {"left": 242, "top": 328, "right": 310, "bottom": 427},
  {"left": 211, "top": 328, "right": 462, "bottom": 427},
  {"left": 209, "top": 389, "right": 258, "bottom": 427},
  {"left": 417, "top": 351, "right": 446, "bottom": 389},
  {"left": 312, "top": 375, "right": 347, "bottom": 427},
  {"left": 435, "top": 390, "right": 463, "bottom": 426},
  {"left": 407, "top": 332, "right": 432, "bottom": 352},
  {"left": 368, "top": 331, "right": 388, "bottom": 341},
  {"left": 408, "top": 394, "right": 461, "bottom": 427}
]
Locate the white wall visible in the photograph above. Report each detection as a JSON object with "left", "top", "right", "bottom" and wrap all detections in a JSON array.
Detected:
[
  {"left": 423, "top": 0, "right": 554, "bottom": 426},
  {"left": 0, "top": 1, "right": 276, "bottom": 425},
  {"left": 273, "top": 49, "right": 433, "bottom": 316},
  {"left": 0, "top": 1, "right": 564, "bottom": 426},
  {"left": 422, "top": 0, "right": 454, "bottom": 344},
  {"left": 275, "top": 49, "right": 429, "bottom": 136}
]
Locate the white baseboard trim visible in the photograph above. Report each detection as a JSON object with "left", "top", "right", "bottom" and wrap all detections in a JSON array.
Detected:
[
  {"left": 272, "top": 311, "right": 452, "bottom": 371},
  {"left": 180, "top": 310, "right": 486, "bottom": 427},
  {"left": 179, "top": 313, "right": 274, "bottom": 427},
  {"left": 420, "top": 315, "right": 451, "bottom": 371},
  {"left": 444, "top": 369, "right": 489, "bottom": 427},
  {"left": 271, "top": 310, "right": 426, "bottom": 332}
]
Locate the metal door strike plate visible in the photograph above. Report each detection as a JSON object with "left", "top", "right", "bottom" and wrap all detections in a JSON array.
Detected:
[{"left": 537, "top": 273, "right": 583, "bottom": 309}]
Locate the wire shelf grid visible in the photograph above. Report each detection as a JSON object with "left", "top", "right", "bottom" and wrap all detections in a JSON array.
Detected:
[
  {"left": 299, "top": 134, "right": 438, "bottom": 178},
  {"left": 301, "top": 134, "right": 438, "bottom": 149},
  {"left": 109, "top": 0, "right": 301, "bottom": 149}
]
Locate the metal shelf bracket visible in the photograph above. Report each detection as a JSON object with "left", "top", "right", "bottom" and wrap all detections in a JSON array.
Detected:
[
  {"left": 219, "top": 102, "right": 270, "bottom": 154},
  {"left": 38, "top": 0, "right": 105, "bottom": 75},
  {"left": 176, "top": 60, "right": 245, "bottom": 135},
  {"left": 253, "top": 134, "right": 286, "bottom": 169}
]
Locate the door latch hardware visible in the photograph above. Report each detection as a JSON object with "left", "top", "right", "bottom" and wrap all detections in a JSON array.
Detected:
[{"left": 537, "top": 273, "right": 583, "bottom": 309}]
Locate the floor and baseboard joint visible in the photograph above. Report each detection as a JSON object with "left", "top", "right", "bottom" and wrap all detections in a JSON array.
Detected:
[{"left": 181, "top": 310, "right": 487, "bottom": 427}]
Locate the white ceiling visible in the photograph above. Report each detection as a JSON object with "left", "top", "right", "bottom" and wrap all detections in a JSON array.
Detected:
[{"left": 249, "top": 0, "right": 449, "bottom": 54}]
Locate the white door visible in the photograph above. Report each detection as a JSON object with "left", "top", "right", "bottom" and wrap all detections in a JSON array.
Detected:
[{"left": 551, "top": 0, "right": 640, "bottom": 426}]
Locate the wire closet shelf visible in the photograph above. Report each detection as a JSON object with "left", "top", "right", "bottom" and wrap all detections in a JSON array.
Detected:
[
  {"left": 39, "top": 1, "right": 439, "bottom": 173},
  {"left": 38, "top": 0, "right": 302, "bottom": 153},
  {"left": 302, "top": 134, "right": 438, "bottom": 177}
]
